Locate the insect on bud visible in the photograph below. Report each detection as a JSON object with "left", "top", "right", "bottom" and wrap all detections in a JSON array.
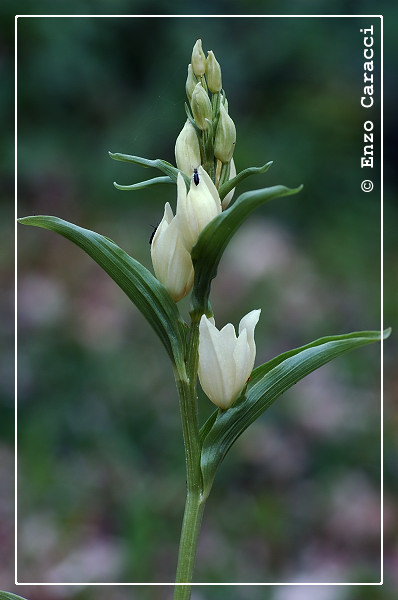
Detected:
[
  {"left": 190, "top": 82, "right": 212, "bottom": 131},
  {"left": 214, "top": 103, "right": 236, "bottom": 163},
  {"left": 175, "top": 120, "right": 201, "bottom": 177},
  {"left": 205, "top": 50, "right": 222, "bottom": 93},
  {"left": 185, "top": 64, "right": 197, "bottom": 103},
  {"left": 191, "top": 39, "right": 206, "bottom": 77}
]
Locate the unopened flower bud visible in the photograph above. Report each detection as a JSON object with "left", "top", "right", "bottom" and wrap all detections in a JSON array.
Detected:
[
  {"left": 190, "top": 83, "right": 212, "bottom": 130},
  {"left": 175, "top": 120, "right": 201, "bottom": 177},
  {"left": 185, "top": 64, "right": 197, "bottom": 102},
  {"left": 214, "top": 103, "right": 236, "bottom": 163},
  {"left": 198, "top": 309, "right": 261, "bottom": 409},
  {"left": 151, "top": 202, "right": 194, "bottom": 302},
  {"left": 221, "top": 158, "right": 236, "bottom": 210},
  {"left": 206, "top": 50, "right": 222, "bottom": 93},
  {"left": 222, "top": 94, "right": 228, "bottom": 113},
  {"left": 176, "top": 168, "right": 221, "bottom": 250},
  {"left": 191, "top": 39, "right": 206, "bottom": 77}
]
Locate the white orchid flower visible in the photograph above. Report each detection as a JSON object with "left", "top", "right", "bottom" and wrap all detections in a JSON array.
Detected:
[
  {"left": 150, "top": 202, "right": 194, "bottom": 302},
  {"left": 198, "top": 309, "right": 261, "bottom": 410},
  {"left": 176, "top": 168, "right": 221, "bottom": 250}
]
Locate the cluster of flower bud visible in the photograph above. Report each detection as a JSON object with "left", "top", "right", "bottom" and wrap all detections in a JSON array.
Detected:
[{"left": 176, "top": 39, "right": 236, "bottom": 187}]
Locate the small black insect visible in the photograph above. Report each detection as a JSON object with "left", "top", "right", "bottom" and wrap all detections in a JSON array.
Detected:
[
  {"left": 149, "top": 225, "right": 158, "bottom": 245},
  {"left": 193, "top": 168, "right": 199, "bottom": 186}
]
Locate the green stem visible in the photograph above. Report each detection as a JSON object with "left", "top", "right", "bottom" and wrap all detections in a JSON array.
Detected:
[
  {"left": 173, "top": 492, "right": 206, "bottom": 600},
  {"left": 174, "top": 372, "right": 201, "bottom": 492},
  {"left": 187, "top": 319, "right": 200, "bottom": 396},
  {"left": 173, "top": 317, "right": 205, "bottom": 599}
]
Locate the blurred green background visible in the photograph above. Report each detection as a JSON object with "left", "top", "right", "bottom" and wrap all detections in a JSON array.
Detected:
[{"left": 2, "top": 2, "right": 398, "bottom": 600}]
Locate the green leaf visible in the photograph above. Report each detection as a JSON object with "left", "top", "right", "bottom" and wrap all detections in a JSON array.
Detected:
[
  {"left": 18, "top": 216, "right": 186, "bottom": 366},
  {"left": 190, "top": 184, "right": 303, "bottom": 315},
  {"left": 0, "top": 593, "right": 28, "bottom": 600},
  {"left": 199, "top": 410, "right": 218, "bottom": 446},
  {"left": 113, "top": 176, "right": 173, "bottom": 191},
  {"left": 218, "top": 161, "right": 274, "bottom": 200},
  {"left": 109, "top": 152, "right": 190, "bottom": 188},
  {"left": 200, "top": 329, "right": 389, "bottom": 496}
]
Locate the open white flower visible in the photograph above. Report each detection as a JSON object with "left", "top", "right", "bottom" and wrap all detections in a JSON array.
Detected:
[
  {"left": 176, "top": 168, "right": 221, "bottom": 250},
  {"left": 198, "top": 309, "right": 261, "bottom": 410},
  {"left": 150, "top": 202, "right": 194, "bottom": 302}
]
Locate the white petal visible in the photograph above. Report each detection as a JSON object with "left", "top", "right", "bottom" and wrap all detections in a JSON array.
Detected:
[
  {"left": 151, "top": 202, "right": 172, "bottom": 247},
  {"left": 198, "top": 316, "right": 243, "bottom": 409},
  {"left": 162, "top": 217, "right": 194, "bottom": 300},
  {"left": 164, "top": 201, "right": 174, "bottom": 223},
  {"left": 218, "top": 322, "right": 237, "bottom": 357},
  {"left": 198, "top": 316, "right": 226, "bottom": 407},
  {"left": 189, "top": 180, "right": 219, "bottom": 222},
  {"left": 233, "top": 328, "right": 252, "bottom": 389},
  {"left": 197, "top": 166, "right": 222, "bottom": 212},
  {"left": 221, "top": 159, "right": 236, "bottom": 210},
  {"left": 176, "top": 172, "right": 187, "bottom": 206},
  {"left": 151, "top": 204, "right": 169, "bottom": 278},
  {"left": 151, "top": 201, "right": 194, "bottom": 302},
  {"left": 175, "top": 120, "right": 201, "bottom": 176},
  {"left": 199, "top": 317, "right": 237, "bottom": 409},
  {"left": 238, "top": 309, "right": 261, "bottom": 336},
  {"left": 238, "top": 309, "right": 261, "bottom": 366}
]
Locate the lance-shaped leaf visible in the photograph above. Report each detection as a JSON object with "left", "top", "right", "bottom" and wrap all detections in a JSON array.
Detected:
[
  {"left": 113, "top": 176, "right": 173, "bottom": 191},
  {"left": 218, "top": 161, "right": 274, "bottom": 201},
  {"left": 18, "top": 216, "right": 186, "bottom": 366},
  {"left": 190, "top": 184, "right": 303, "bottom": 315},
  {"left": 109, "top": 152, "right": 190, "bottom": 189},
  {"left": 200, "top": 329, "right": 389, "bottom": 496},
  {"left": 0, "top": 593, "right": 28, "bottom": 600}
]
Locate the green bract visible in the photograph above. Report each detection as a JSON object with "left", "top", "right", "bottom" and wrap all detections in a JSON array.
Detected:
[
  {"left": 109, "top": 151, "right": 190, "bottom": 191},
  {"left": 191, "top": 184, "right": 303, "bottom": 315}
]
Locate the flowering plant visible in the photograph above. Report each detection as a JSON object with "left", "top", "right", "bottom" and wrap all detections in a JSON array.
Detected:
[{"left": 18, "top": 39, "right": 388, "bottom": 597}]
